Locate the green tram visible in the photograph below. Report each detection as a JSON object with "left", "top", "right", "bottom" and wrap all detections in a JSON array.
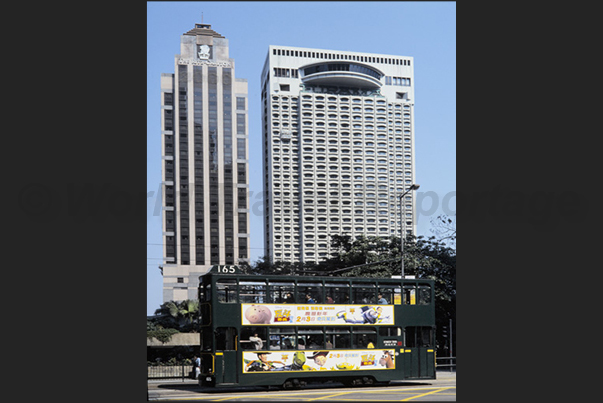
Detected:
[{"left": 198, "top": 265, "right": 436, "bottom": 388}]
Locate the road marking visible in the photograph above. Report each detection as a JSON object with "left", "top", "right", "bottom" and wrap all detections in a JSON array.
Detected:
[
  {"left": 306, "top": 391, "right": 355, "bottom": 401},
  {"left": 400, "top": 386, "right": 455, "bottom": 401},
  {"left": 152, "top": 385, "right": 456, "bottom": 401}
]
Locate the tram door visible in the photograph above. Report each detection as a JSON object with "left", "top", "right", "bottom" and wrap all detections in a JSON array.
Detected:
[
  {"left": 215, "top": 327, "right": 238, "bottom": 384},
  {"left": 404, "top": 327, "right": 435, "bottom": 379}
]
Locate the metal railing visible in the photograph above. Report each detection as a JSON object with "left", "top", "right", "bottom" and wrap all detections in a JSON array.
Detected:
[
  {"left": 436, "top": 356, "right": 456, "bottom": 371},
  {"left": 147, "top": 364, "right": 195, "bottom": 381}
]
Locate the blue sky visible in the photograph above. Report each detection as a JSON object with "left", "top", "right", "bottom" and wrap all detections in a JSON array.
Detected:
[{"left": 147, "top": 1, "right": 456, "bottom": 315}]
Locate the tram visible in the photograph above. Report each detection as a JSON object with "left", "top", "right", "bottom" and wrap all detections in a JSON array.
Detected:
[{"left": 198, "top": 265, "right": 435, "bottom": 388}]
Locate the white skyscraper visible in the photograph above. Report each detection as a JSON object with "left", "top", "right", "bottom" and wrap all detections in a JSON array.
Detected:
[{"left": 261, "top": 46, "right": 417, "bottom": 264}]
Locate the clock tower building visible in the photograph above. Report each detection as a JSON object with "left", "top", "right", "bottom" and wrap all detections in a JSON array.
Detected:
[{"left": 160, "top": 24, "right": 250, "bottom": 302}]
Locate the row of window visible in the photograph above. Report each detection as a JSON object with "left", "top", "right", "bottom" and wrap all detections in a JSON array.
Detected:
[
  {"left": 385, "top": 76, "right": 412, "bottom": 86},
  {"left": 208, "top": 279, "right": 431, "bottom": 306},
  {"left": 273, "top": 115, "right": 409, "bottom": 124},
  {"left": 273, "top": 67, "right": 299, "bottom": 78},
  {"left": 272, "top": 47, "right": 412, "bottom": 67},
  {"left": 280, "top": 137, "right": 411, "bottom": 145},
  {"left": 272, "top": 94, "right": 411, "bottom": 108},
  {"left": 210, "top": 325, "right": 432, "bottom": 353},
  {"left": 272, "top": 130, "right": 412, "bottom": 141}
]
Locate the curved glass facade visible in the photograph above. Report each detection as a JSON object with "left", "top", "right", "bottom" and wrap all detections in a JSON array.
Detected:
[{"left": 302, "top": 62, "right": 382, "bottom": 80}]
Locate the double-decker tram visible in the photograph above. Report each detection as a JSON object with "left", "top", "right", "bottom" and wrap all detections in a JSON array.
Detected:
[{"left": 198, "top": 265, "right": 436, "bottom": 388}]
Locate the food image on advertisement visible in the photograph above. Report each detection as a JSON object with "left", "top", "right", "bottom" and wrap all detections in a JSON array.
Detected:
[
  {"left": 242, "top": 350, "right": 395, "bottom": 373},
  {"left": 241, "top": 304, "right": 394, "bottom": 326}
]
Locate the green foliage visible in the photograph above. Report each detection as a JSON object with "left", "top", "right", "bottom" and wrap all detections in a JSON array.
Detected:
[{"left": 149, "top": 299, "right": 200, "bottom": 333}]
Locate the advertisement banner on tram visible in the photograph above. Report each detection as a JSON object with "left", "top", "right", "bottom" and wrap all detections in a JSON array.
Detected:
[
  {"left": 242, "top": 349, "right": 396, "bottom": 373},
  {"left": 242, "top": 304, "right": 394, "bottom": 326}
]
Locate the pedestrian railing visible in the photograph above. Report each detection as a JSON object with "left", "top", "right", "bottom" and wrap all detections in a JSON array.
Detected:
[
  {"left": 436, "top": 356, "right": 456, "bottom": 371},
  {"left": 147, "top": 364, "right": 195, "bottom": 380}
]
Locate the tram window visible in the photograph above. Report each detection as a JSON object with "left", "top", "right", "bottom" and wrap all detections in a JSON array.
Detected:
[
  {"left": 297, "top": 282, "right": 323, "bottom": 303},
  {"left": 327, "top": 327, "right": 351, "bottom": 349},
  {"left": 268, "top": 335, "right": 282, "bottom": 350},
  {"left": 216, "top": 279, "right": 237, "bottom": 303},
  {"left": 269, "top": 328, "right": 296, "bottom": 350},
  {"left": 403, "top": 285, "right": 416, "bottom": 305},
  {"left": 379, "top": 326, "right": 402, "bottom": 338},
  {"left": 418, "top": 284, "right": 431, "bottom": 305},
  {"left": 325, "top": 283, "right": 350, "bottom": 304},
  {"left": 240, "top": 327, "right": 267, "bottom": 351},
  {"left": 269, "top": 281, "right": 295, "bottom": 303},
  {"left": 378, "top": 286, "right": 397, "bottom": 305},
  {"left": 299, "top": 327, "right": 324, "bottom": 349},
  {"left": 215, "top": 327, "right": 237, "bottom": 351},
  {"left": 404, "top": 326, "right": 433, "bottom": 347},
  {"left": 239, "top": 281, "right": 267, "bottom": 303},
  {"left": 334, "top": 333, "right": 351, "bottom": 349},
  {"left": 352, "top": 282, "right": 377, "bottom": 303},
  {"left": 352, "top": 327, "right": 377, "bottom": 348}
]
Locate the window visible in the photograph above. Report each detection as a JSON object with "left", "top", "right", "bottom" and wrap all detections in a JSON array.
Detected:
[
  {"left": 236, "top": 97, "right": 246, "bottom": 110},
  {"left": 324, "top": 284, "right": 349, "bottom": 305},
  {"left": 403, "top": 284, "right": 416, "bottom": 305},
  {"left": 418, "top": 283, "right": 431, "bottom": 305},
  {"left": 268, "top": 328, "right": 296, "bottom": 350},
  {"left": 217, "top": 279, "right": 237, "bottom": 303},
  {"left": 241, "top": 327, "right": 267, "bottom": 351},
  {"left": 299, "top": 328, "right": 325, "bottom": 349},
  {"left": 236, "top": 114, "right": 246, "bottom": 135},
  {"left": 298, "top": 282, "right": 323, "bottom": 303},
  {"left": 379, "top": 326, "right": 402, "bottom": 337},
  {"left": 269, "top": 281, "right": 296, "bottom": 303},
  {"left": 327, "top": 327, "right": 351, "bottom": 349},
  {"left": 379, "top": 285, "right": 401, "bottom": 304},
  {"left": 239, "top": 281, "right": 267, "bottom": 303},
  {"left": 279, "top": 84, "right": 290, "bottom": 91},
  {"left": 352, "top": 327, "right": 377, "bottom": 349},
  {"left": 352, "top": 282, "right": 377, "bottom": 303}
]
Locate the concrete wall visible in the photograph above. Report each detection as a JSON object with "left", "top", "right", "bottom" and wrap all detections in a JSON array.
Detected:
[{"left": 147, "top": 332, "right": 200, "bottom": 347}]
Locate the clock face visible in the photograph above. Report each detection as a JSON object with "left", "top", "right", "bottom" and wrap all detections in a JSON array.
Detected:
[{"left": 198, "top": 45, "right": 210, "bottom": 60}]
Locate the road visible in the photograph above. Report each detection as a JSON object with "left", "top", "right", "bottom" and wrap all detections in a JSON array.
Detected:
[{"left": 147, "top": 371, "right": 456, "bottom": 401}]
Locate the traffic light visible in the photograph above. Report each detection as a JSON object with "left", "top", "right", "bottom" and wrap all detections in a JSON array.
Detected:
[{"left": 442, "top": 325, "right": 448, "bottom": 338}]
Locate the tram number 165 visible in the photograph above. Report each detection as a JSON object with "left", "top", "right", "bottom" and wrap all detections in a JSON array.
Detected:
[{"left": 217, "top": 266, "right": 237, "bottom": 274}]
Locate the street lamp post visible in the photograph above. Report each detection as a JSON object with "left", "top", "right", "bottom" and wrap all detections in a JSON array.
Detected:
[{"left": 399, "top": 184, "right": 420, "bottom": 278}]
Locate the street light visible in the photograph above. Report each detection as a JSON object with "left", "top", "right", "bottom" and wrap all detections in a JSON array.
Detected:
[{"left": 399, "top": 184, "right": 420, "bottom": 278}]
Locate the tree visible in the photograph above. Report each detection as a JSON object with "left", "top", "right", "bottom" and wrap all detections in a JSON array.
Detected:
[
  {"left": 152, "top": 300, "right": 199, "bottom": 332},
  {"left": 430, "top": 214, "right": 456, "bottom": 248},
  {"left": 246, "top": 255, "right": 308, "bottom": 276},
  {"left": 315, "top": 233, "right": 456, "bottom": 355},
  {"left": 246, "top": 232, "right": 456, "bottom": 355}
]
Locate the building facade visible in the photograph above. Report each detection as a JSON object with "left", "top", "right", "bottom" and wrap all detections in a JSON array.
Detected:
[
  {"left": 161, "top": 24, "right": 249, "bottom": 301},
  {"left": 261, "top": 46, "right": 416, "bottom": 264}
]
